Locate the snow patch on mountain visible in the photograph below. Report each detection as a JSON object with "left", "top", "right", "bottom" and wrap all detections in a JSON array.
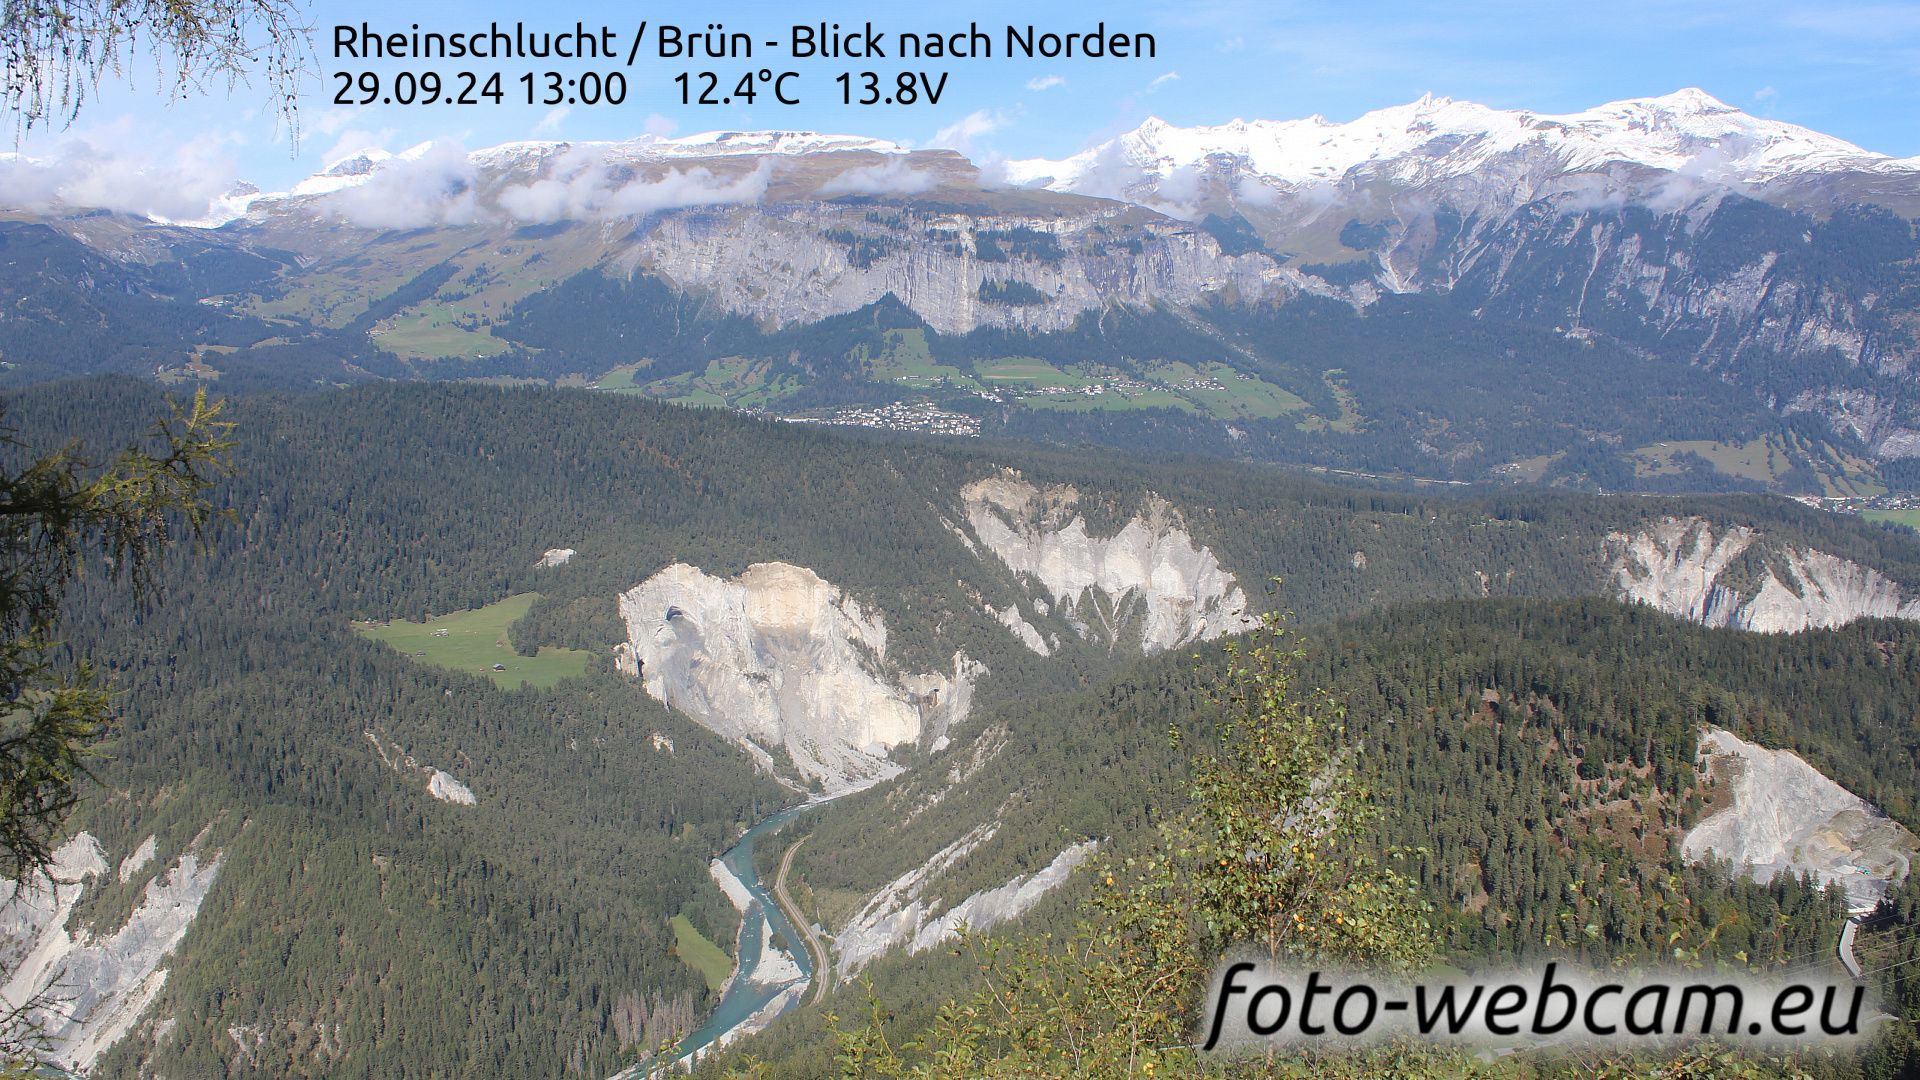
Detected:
[
  {"left": 1605, "top": 516, "right": 1920, "bottom": 632},
  {"left": 0, "top": 832, "right": 222, "bottom": 1073},
  {"left": 616, "top": 562, "right": 981, "bottom": 793},
  {"left": 1683, "top": 729, "right": 1915, "bottom": 912},
  {"left": 960, "top": 473, "right": 1253, "bottom": 653}
]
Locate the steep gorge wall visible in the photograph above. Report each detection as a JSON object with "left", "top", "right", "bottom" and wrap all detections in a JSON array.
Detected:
[
  {"left": 0, "top": 831, "right": 221, "bottom": 1073},
  {"left": 1683, "top": 729, "right": 1915, "bottom": 911},
  {"left": 629, "top": 203, "right": 1293, "bottom": 335},
  {"left": 959, "top": 475, "right": 1253, "bottom": 654},
  {"left": 1606, "top": 516, "right": 1920, "bottom": 632}
]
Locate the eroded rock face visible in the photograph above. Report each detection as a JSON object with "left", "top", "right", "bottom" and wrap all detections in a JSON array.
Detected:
[
  {"left": 833, "top": 827, "right": 1096, "bottom": 979},
  {"left": 1606, "top": 516, "right": 1920, "bottom": 632},
  {"left": 960, "top": 474, "right": 1253, "bottom": 654},
  {"left": 1683, "top": 730, "right": 1915, "bottom": 912},
  {"left": 616, "top": 562, "right": 980, "bottom": 794},
  {"left": 0, "top": 831, "right": 221, "bottom": 1073}
]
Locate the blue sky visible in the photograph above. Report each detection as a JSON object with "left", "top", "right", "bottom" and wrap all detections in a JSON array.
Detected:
[{"left": 11, "top": 0, "right": 1920, "bottom": 193}]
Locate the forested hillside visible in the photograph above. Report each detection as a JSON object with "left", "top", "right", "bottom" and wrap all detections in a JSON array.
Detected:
[
  {"left": 733, "top": 600, "right": 1920, "bottom": 1078},
  {"left": 2, "top": 379, "right": 1917, "bottom": 1076}
]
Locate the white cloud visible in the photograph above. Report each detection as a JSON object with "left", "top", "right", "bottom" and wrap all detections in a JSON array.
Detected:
[
  {"left": 494, "top": 146, "right": 770, "bottom": 223},
  {"left": 930, "top": 110, "right": 1008, "bottom": 153},
  {"left": 533, "top": 107, "right": 570, "bottom": 136},
  {"left": 644, "top": 113, "right": 679, "bottom": 138},
  {"left": 818, "top": 158, "right": 937, "bottom": 197},
  {"left": 1147, "top": 71, "right": 1181, "bottom": 91},
  {"left": 312, "top": 107, "right": 368, "bottom": 137},
  {"left": 323, "top": 141, "right": 481, "bottom": 229},
  {"left": 1754, "top": 86, "right": 1779, "bottom": 102},
  {"left": 322, "top": 128, "right": 398, "bottom": 168},
  {"left": 1025, "top": 75, "right": 1065, "bottom": 92},
  {"left": 0, "top": 127, "right": 240, "bottom": 222}
]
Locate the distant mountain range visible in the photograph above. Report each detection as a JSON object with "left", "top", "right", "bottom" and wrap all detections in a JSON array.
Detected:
[{"left": 4, "top": 89, "right": 1919, "bottom": 491}]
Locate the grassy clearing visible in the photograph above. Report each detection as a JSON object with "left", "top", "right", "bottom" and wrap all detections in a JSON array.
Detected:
[
  {"left": 1633, "top": 437, "right": 1781, "bottom": 485},
  {"left": 670, "top": 914, "right": 732, "bottom": 992},
  {"left": 1863, "top": 509, "right": 1920, "bottom": 532},
  {"left": 1146, "top": 361, "right": 1308, "bottom": 420},
  {"left": 639, "top": 357, "right": 801, "bottom": 410},
  {"left": 977, "top": 358, "right": 1078, "bottom": 387},
  {"left": 1632, "top": 434, "right": 1883, "bottom": 496},
  {"left": 867, "top": 330, "right": 981, "bottom": 390},
  {"left": 1024, "top": 387, "right": 1198, "bottom": 413},
  {"left": 356, "top": 593, "right": 592, "bottom": 689},
  {"left": 594, "top": 362, "right": 651, "bottom": 389},
  {"left": 1296, "top": 370, "right": 1364, "bottom": 433},
  {"left": 372, "top": 306, "right": 508, "bottom": 359}
]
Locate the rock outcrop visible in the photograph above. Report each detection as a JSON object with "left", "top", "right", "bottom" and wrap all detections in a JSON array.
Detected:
[
  {"left": 1683, "top": 730, "right": 1915, "bottom": 912},
  {"left": 427, "top": 770, "right": 477, "bottom": 805},
  {"left": 616, "top": 562, "right": 980, "bottom": 793},
  {"left": 366, "top": 729, "right": 478, "bottom": 807},
  {"left": 0, "top": 831, "right": 221, "bottom": 1073},
  {"left": 960, "top": 474, "right": 1253, "bottom": 653},
  {"left": 1606, "top": 516, "right": 1920, "bottom": 632}
]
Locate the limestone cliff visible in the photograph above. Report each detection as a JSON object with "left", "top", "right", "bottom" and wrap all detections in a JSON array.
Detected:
[
  {"left": 0, "top": 831, "right": 221, "bottom": 1073},
  {"left": 1606, "top": 516, "right": 1920, "bottom": 632},
  {"left": 959, "top": 474, "right": 1253, "bottom": 653},
  {"left": 628, "top": 203, "right": 1294, "bottom": 335},
  {"left": 616, "top": 562, "right": 980, "bottom": 794},
  {"left": 1683, "top": 730, "right": 1915, "bottom": 912}
]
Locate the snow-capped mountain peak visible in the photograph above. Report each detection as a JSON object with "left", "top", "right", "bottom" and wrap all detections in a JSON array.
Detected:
[{"left": 1003, "top": 89, "right": 1918, "bottom": 203}]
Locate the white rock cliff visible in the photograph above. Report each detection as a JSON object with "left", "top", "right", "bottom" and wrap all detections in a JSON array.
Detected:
[
  {"left": 0, "top": 831, "right": 221, "bottom": 1073},
  {"left": 616, "top": 562, "right": 979, "bottom": 793},
  {"left": 960, "top": 475, "right": 1253, "bottom": 653},
  {"left": 1606, "top": 516, "right": 1920, "bottom": 632}
]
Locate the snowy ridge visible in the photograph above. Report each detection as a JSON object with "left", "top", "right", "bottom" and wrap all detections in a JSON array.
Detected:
[{"left": 1005, "top": 89, "right": 1919, "bottom": 201}]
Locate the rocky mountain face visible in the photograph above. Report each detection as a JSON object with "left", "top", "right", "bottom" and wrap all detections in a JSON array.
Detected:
[
  {"left": 833, "top": 829, "right": 1097, "bottom": 979},
  {"left": 6, "top": 89, "right": 1920, "bottom": 477},
  {"left": 1008, "top": 91, "right": 1920, "bottom": 458},
  {"left": 1606, "top": 516, "right": 1920, "bottom": 631},
  {"left": 605, "top": 476, "right": 1255, "bottom": 792}
]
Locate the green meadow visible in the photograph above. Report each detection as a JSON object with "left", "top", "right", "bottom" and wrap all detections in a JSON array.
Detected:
[
  {"left": 670, "top": 915, "right": 732, "bottom": 992},
  {"left": 356, "top": 593, "right": 593, "bottom": 689}
]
